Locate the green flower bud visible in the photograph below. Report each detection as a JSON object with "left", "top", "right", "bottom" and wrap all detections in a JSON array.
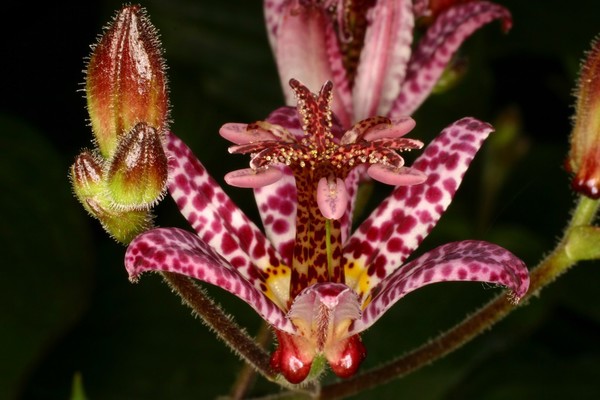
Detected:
[
  {"left": 86, "top": 4, "right": 169, "bottom": 158},
  {"left": 70, "top": 150, "right": 105, "bottom": 215},
  {"left": 70, "top": 149, "right": 155, "bottom": 243},
  {"left": 86, "top": 198, "right": 153, "bottom": 244},
  {"left": 105, "top": 122, "right": 169, "bottom": 210}
]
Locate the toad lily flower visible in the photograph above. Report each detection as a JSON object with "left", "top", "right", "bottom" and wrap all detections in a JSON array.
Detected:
[
  {"left": 264, "top": 0, "right": 511, "bottom": 126},
  {"left": 125, "top": 80, "right": 528, "bottom": 383}
]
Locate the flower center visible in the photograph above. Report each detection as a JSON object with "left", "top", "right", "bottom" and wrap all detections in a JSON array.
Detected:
[{"left": 222, "top": 79, "right": 425, "bottom": 302}]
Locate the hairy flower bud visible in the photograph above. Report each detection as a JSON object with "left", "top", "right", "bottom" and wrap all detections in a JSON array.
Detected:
[
  {"left": 70, "top": 150, "right": 105, "bottom": 214},
  {"left": 105, "top": 122, "right": 169, "bottom": 210},
  {"left": 567, "top": 35, "right": 600, "bottom": 198},
  {"left": 86, "top": 4, "right": 168, "bottom": 158},
  {"left": 86, "top": 199, "right": 153, "bottom": 244},
  {"left": 70, "top": 150, "right": 154, "bottom": 243}
]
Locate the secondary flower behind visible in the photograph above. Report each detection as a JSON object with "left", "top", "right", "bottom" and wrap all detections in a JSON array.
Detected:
[
  {"left": 125, "top": 79, "right": 529, "bottom": 383},
  {"left": 264, "top": 0, "right": 512, "bottom": 126}
]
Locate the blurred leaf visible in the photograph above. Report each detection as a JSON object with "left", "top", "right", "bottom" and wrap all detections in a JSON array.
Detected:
[
  {"left": 70, "top": 372, "right": 87, "bottom": 400},
  {"left": 0, "top": 115, "right": 94, "bottom": 399}
]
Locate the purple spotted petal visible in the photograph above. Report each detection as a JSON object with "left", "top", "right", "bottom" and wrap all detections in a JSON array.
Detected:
[
  {"left": 389, "top": 1, "right": 511, "bottom": 118},
  {"left": 254, "top": 167, "right": 297, "bottom": 266},
  {"left": 166, "top": 133, "right": 285, "bottom": 282},
  {"left": 350, "top": 240, "right": 529, "bottom": 334},
  {"left": 125, "top": 227, "right": 295, "bottom": 333},
  {"left": 353, "top": 0, "right": 414, "bottom": 121},
  {"left": 344, "top": 118, "right": 493, "bottom": 298}
]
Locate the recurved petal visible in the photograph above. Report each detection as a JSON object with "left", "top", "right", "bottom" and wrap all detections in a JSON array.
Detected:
[
  {"left": 350, "top": 240, "right": 529, "bottom": 334},
  {"left": 166, "top": 132, "right": 290, "bottom": 305},
  {"left": 352, "top": 0, "right": 414, "bottom": 121},
  {"left": 125, "top": 227, "right": 295, "bottom": 332},
  {"left": 344, "top": 118, "right": 494, "bottom": 300},
  {"left": 389, "top": 1, "right": 511, "bottom": 118}
]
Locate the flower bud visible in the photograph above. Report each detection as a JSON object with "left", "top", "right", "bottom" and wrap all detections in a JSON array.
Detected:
[
  {"left": 70, "top": 150, "right": 104, "bottom": 211},
  {"left": 105, "top": 122, "right": 169, "bottom": 210},
  {"left": 70, "top": 150, "right": 154, "bottom": 243},
  {"left": 567, "top": 35, "right": 600, "bottom": 198},
  {"left": 86, "top": 4, "right": 168, "bottom": 158},
  {"left": 86, "top": 198, "right": 153, "bottom": 244}
]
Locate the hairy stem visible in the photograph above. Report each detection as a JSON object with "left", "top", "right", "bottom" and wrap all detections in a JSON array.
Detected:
[
  {"left": 160, "top": 272, "right": 275, "bottom": 379},
  {"left": 229, "top": 321, "right": 273, "bottom": 400}
]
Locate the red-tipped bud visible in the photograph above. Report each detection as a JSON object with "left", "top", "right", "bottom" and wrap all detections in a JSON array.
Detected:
[
  {"left": 86, "top": 4, "right": 168, "bottom": 158},
  {"left": 568, "top": 35, "right": 600, "bottom": 198},
  {"left": 105, "top": 122, "right": 169, "bottom": 210}
]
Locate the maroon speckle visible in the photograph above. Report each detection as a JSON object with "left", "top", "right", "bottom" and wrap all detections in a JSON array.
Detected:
[
  {"left": 386, "top": 237, "right": 404, "bottom": 253},
  {"left": 221, "top": 233, "right": 238, "bottom": 255},
  {"left": 442, "top": 178, "right": 456, "bottom": 194},
  {"left": 273, "top": 219, "right": 289, "bottom": 234},
  {"left": 395, "top": 214, "right": 417, "bottom": 234},
  {"left": 441, "top": 265, "right": 452, "bottom": 277},
  {"left": 425, "top": 186, "right": 443, "bottom": 203}
]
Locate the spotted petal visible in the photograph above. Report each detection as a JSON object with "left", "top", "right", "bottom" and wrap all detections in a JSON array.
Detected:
[
  {"left": 350, "top": 240, "right": 529, "bottom": 334},
  {"left": 389, "top": 1, "right": 512, "bottom": 117},
  {"left": 344, "top": 118, "right": 493, "bottom": 300},
  {"left": 125, "top": 227, "right": 295, "bottom": 332},
  {"left": 166, "top": 133, "right": 290, "bottom": 303},
  {"left": 352, "top": 0, "right": 414, "bottom": 121}
]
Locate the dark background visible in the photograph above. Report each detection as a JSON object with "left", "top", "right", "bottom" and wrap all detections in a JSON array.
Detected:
[{"left": 2, "top": 1, "right": 600, "bottom": 399}]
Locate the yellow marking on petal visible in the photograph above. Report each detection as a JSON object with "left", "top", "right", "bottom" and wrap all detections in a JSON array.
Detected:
[
  {"left": 344, "top": 259, "right": 372, "bottom": 309},
  {"left": 262, "top": 264, "right": 291, "bottom": 311}
]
